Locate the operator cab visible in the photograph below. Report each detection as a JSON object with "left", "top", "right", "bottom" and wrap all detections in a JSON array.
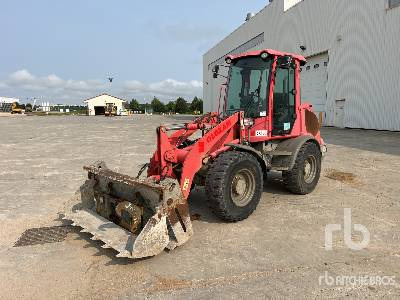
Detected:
[{"left": 212, "top": 50, "right": 306, "bottom": 138}]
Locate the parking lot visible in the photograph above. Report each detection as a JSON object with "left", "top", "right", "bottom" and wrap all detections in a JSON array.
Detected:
[{"left": 0, "top": 115, "right": 399, "bottom": 299}]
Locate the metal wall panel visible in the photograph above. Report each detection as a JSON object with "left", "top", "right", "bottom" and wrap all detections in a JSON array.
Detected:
[
  {"left": 203, "top": 0, "right": 400, "bottom": 130},
  {"left": 300, "top": 53, "right": 329, "bottom": 120}
]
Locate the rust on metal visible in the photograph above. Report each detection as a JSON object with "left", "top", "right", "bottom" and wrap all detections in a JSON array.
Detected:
[
  {"left": 64, "top": 162, "right": 193, "bottom": 258},
  {"left": 305, "top": 109, "right": 320, "bottom": 136},
  {"left": 84, "top": 164, "right": 165, "bottom": 192}
]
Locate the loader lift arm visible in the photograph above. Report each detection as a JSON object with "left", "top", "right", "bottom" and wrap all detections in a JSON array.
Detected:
[{"left": 148, "top": 111, "right": 243, "bottom": 199}]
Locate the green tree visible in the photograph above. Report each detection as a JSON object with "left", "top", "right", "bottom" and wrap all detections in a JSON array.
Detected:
[
  {"left": 165, "top": 101, "right": 175, "bottom": 112},
  {"left": 175, "top": 97, "right": 188, "bottom": 114},
  {"left": 190, "top": 97, "right": 203, "bottom": 114},
  {"left": 129, "top": 99, "right": 140, "bottom": 111},
  {"left": 151, "top": 97, "right": 165, "bottom": 113},
  {"left": 139, "top": 103, "right": 148, "bottom": 113},
  {"left": 25, "top": 103, "right": 32, "bottom": 112}
]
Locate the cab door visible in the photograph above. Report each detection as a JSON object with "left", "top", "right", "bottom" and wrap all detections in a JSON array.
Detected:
[{"left": 272, "top": 57, "right": 296, "bottom": 136}]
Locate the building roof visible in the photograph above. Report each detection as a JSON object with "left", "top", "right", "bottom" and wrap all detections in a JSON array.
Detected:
[
  {"left": 204, "top": 3, "right": 270, "bottom": 57},
  {"left": 83, "top": 93, "right": 126, "bottom": 103}
]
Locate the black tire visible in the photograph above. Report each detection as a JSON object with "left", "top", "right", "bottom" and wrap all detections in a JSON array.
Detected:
[
  {"left": 283, "top": 142, "right": 321, "bottom": 195},
  {"left": 205, "top": 151, "right": 263, "bottom": 222}
]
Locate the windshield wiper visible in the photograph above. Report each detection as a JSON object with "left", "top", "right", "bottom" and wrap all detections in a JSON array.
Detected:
[{"left": 256, "top": 72, "right": 263, "bottom": 110}]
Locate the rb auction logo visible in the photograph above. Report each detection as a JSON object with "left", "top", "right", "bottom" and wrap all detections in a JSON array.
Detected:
[{"left": 325, "top": 208, "right": 370, "bottom": 251}]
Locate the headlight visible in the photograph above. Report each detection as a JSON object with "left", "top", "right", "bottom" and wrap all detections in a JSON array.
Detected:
[
  {"left": 243, "top": 118, "right": 254, "bottom": 126},
  {"left": 225, "top": 57, "right": 232, "bottom": 64},
  {"left": 261, "top": 52, "right": 269, "bottom": 60}
]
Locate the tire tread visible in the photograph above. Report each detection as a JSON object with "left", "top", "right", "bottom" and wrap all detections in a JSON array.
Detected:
[
  {"left": 283, "top": 142, "right": 321, "bottom": 195},
  {"left": 205, "top": 151, "right": 263, "bottom": 222}
]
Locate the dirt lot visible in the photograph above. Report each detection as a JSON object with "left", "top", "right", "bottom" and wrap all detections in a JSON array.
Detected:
[{"left": 0, "top": 115, "right": 399, "bottom": 299}]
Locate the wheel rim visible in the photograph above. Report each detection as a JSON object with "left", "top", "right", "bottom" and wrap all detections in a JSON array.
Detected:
[
  {"left": 231, "top": 168, "right": 256, "bottom": 207},
  {"left": 303, "top": 155, "right": 317, "bottom": 184}
]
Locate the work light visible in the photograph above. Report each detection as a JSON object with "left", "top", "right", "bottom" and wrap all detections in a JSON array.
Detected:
[{"left": 261, "top": 52, "right": 269, "bottom": 60}]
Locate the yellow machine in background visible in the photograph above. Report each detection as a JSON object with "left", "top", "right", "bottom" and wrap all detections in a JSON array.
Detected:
[
  {"left": 11, "top": 102, "right": 22, "bottom": 114},
  {"left": 104, "top": 103, "right": 117, "bottom": 117}
]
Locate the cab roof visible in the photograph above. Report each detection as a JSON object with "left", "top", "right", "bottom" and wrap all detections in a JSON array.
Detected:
[{"left": 227, "top": 49, "right": 306, "bottom": 65}]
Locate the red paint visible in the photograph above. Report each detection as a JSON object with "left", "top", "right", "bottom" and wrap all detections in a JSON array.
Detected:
[{"left": 198, "top": 141, "right": 204, "bottom": 153}]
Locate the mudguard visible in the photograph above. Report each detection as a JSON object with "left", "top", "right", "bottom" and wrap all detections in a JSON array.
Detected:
[{"left": 270, "top": 135, "right": 322, "bottom": 171}]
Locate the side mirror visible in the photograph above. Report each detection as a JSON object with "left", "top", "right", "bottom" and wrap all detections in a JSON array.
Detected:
[{"left": 212, "top": 65, "right": 220, "bottom": 79}]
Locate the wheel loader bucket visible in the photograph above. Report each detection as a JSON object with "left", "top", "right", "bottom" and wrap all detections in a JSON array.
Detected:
[{"left": 63, "top": 162, "right": 193, "bottom": 258}]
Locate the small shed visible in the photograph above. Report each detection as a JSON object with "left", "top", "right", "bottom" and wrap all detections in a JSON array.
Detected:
[{"left": 84, "top": 94, "right": 126, "bottom": 116}]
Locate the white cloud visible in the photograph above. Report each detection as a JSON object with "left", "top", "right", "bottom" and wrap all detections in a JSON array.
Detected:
[
  {"left": 0, "top": 69, "right": 203, "bottom": 104},
  {"left": 10, "top": 69, "right": 35, "bottom": 81},
  {"left": 123, "top": 78, "right": 203, "bottom": 100},
  {"left": 1, "top": 70, "right": 108, "bottom": 102}
]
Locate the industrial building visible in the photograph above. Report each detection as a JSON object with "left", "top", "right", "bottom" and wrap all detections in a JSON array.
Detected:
[
  {"left": 84, "top": 94, "right": 126, "bottom": 116},
  {"left": 203, "top": 0, "right": 400, "bottom": 130}
]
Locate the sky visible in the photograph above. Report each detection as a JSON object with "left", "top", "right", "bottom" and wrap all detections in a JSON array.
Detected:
[{"left": 0, "top": 0, "right": 268, "bottom": 105}]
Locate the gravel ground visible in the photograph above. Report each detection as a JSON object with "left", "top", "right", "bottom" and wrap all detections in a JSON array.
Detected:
[{"left": 0, "top": 115, "right": 399, "bottom": 299}]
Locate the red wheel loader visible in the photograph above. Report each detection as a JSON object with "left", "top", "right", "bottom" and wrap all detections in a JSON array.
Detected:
[{"left": 64, "top": 49, "right": 326, "bottom": 258}]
